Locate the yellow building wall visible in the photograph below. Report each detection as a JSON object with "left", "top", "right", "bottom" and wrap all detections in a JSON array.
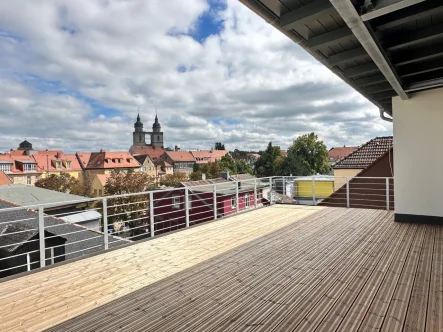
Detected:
[
  {"left": 333, "top": 168, "right": 362, "bottom": 191},
  {"left": 9, "top": 174, "right": 40, "bottom": 186},
  {"left": 295, "top": 180, "right": 334, "bottom": 198},
  {"left": 39, "top": 170, "right": 82, "bottom": 179},
  {"left": 91, "top": 175, "right": 105, "bottom": 197}
]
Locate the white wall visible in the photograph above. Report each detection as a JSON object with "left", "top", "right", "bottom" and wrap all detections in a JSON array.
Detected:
[{"left": 393, "top": 87, "right": 443, "bottom": 217}]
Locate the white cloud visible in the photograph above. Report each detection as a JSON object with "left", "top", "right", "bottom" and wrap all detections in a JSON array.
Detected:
[{"left": 0, "top": 0, "right": 392, "bottom": 153}]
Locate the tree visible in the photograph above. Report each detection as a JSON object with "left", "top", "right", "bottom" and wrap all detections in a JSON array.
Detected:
[
  {"left": 282, "top": 133, "right": 330, "bottom": 175},
  {"left": 214, "top": 142, "right": 225, "bottom": 150},
  {"left": 103, "top": 170, "right": 156, "bottom": 239},
  {"left": 159, "top": 172, "right": 188, "bottom": 187},
  {"left": 219, "top": 154, "right": 237, "bottom": 174},
  {"left": 254, "top": 142, "right": 283, "bottom": 177},
  {"left": 35, "top": 173, "right": 92, "bottom": 197}
]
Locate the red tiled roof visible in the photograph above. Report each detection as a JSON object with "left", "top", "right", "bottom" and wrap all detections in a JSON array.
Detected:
[
  {"left": 0, "top": 153, "right": 40, "bottom": 174},
  {"left": 333, "top": 137, "right": 393, "bottom": 169},
  {"left": 165, "top": 151, "right": 195, "bottom": 162},
  {"left": 95, "top": 174, "right": 110, "bottom": 186},
  {"left": 328, "top": 146, "right": 358, "bottom": 163},
  {"left": 77, "top": 151, "right": 140, "bottom": 169},
  {"left": 0, "top": 171, "right": 12, "bottom": 185},
  {"left": 190, "top": 150, "right": 229, "bottom": 164},
  {"left": 33, "top": 151, "right": 82, "bottom": 172},
  {"left": 280, "top": 150, "right": 288, "bottom": 157},
  {"left": 130, "top": 146, "right": 165, "bottom": 164}
]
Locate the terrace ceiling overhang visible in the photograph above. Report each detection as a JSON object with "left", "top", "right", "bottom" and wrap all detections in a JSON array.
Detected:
[{"left": 240, "top": 0, "right": 443, "bottom": 117}]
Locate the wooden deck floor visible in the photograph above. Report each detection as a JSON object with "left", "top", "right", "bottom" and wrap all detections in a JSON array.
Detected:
[{"left": 1, "top": 206, "right": 442, "bottom": 332}]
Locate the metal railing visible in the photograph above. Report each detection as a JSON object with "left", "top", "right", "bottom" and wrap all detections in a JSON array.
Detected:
[{"left": 0, "top": 175, "right": 393, "bottom": 278}]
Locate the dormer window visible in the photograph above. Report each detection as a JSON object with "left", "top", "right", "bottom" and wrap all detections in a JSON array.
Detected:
[
  {"left": 126, "top": 158, "right": 131, "bottom": 163},
  {"left": 56, "top": 161, "right": 62, "bottom": 170},
  {"left": 0, "top": 163, "right": 12, "bottom": 172},
  {"left": 66, "top": 161, "right": 71, "bottom": 169},
  {"left": 23, "top": 163, "right": 36, "bottom": 171}
]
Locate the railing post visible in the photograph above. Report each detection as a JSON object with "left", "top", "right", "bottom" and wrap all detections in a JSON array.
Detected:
[
  {"left": 282, "top": 176, "right": 286, "bottom": 196},
  {"left": 269, "top": 177, "right": 273, "bottom": 205},
  {"left": 386, "top": 177, "right": 390, "bottom": 210},
  {"left": 103, "top": 197, "right": 109, "bottom": 250},
  {"left": 213, "top": 184, "right": 217, "bottom": 220},
  {"left": 235, "top": 181, "right": 239, "bottom": 213},
  {"left": 312, "top": 177, "right": 316, "bottom": 206},
  {"left": 26, "top": 253, "right": 31, "bottom": 271},
  {"left": 38, "top": 206, "right": 45, "bottom": 268},
  {"left": 185, "top": 187, "right": 190, "bottom": 227},
  {"left": 346, "top": 177, "right": 350, "bottom": 208},
  {"left": 254, "top": 178, "right": 257, "bottom": 208},
  {"left": 149, "top": 192, "right": 155, "bottom": 237}
]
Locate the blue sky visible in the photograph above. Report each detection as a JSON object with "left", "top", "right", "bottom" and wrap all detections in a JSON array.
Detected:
[{"left": 0, "top": 0, "right": 391, "bottom": 153}]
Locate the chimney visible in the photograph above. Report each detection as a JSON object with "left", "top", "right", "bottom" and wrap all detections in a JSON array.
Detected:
[
  {"left": 174, "top": 145, "right": 180, "bottom": 152},
  {"left": 100, "top": 149, "right": 105, "bottom": 153},
  {"left": 202, "top": 173, "right": 206, "bottom": 181},
  {"left": 220, "top": 171, "right": 229, "bottom": 180}
]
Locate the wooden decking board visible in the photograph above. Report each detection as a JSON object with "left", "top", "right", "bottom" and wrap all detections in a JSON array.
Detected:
[
  {"left": 91, "top": 209, "right": 369, "bottom": 332},
  {"left": 219, "top": 210, "right": 394, "bottom": 332},
  {"left": 328, "top": 222, "right": 417, "bottom": 332},
  {"left": 426, "top": 225, "right": 443, "bottom": 332},
  {"left": 403, "top": 225, "right": 435, "bottom": 332},
  {"left": 1, "top": 206, "right": 323, "bottom": 331},
  {"left": 292, "top": 218, "right": 411, "bottom": 332},
  {"left": 1, "top": 206, "right": 441, "bottom": 332},
  {"left": 54, "top": 208, "right": 344, "bottom": 332},
  {"left": 353, "top": 224, "right": 419, "bottom": 332},
  {"left": 257, "top": 211, "right": 402, "bottom": 332},
  {"left": 184, "top": 211, "right": 388, "bottom": 332},
  {"left": 379, "top": 225, "right": 428, "bottom": 332}
]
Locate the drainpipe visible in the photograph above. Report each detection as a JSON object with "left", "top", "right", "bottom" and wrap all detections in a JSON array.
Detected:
[{"left": 379, "top": 108, "right": 393, "bottom": 123}]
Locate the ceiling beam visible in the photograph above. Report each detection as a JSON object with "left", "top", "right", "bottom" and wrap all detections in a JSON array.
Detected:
[
  {"left": 330, "top": 0, "right": 408, "bottom": 100},
  {"left": 364, "top": 83, "right": 394, "bottom": 94},
  {"left": 371, "top": 90, "right": 398, "bottom": 100},
  {"left": 398, "top": 59, "right": 443, "bottom": 78},
  {"left": 361, "top": 0, "right": 426, "bottom": 21},
  {"left": 344, "top": 63, "right": 380, "bottom": 78},
  {"left": 393, "top": 44, "right": 443, "bottom": 66},
  {"left": 327, "top": 47, "right": 368, "bottom": 66},
  {"left": 280, "top": 0, "right": 334, "bottom": 31},
  {"left": 308, "top": 26, "right": 353, "bottom": 49},
  {"left": 404, "top": 77, "right": 443, "bottom": 92},
  {"left": 386, "top": 23, "right": 443, "bottom": 51},
  {"left": 373, "top": 1, "right": 443, "bottom": 31},
  {"left": 354, "top": 74, "right": 387, "bottom": 87}
]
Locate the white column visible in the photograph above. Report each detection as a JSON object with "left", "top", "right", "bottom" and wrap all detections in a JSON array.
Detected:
[
  {"left": 102, "top": 197, "right": 109, "bottom": 250},
  {"left": 185, "top": 187, "right": 190, "bottom": 227},
  {"left": 38, "top": 206, "right": 45, "bottom": 268},
  {"left": 346, "top": 177, "right": 350, "bottom": 208},
  {"left": 213, "top": 184, "right": 217, "bottom": 220},
  {"left": 149, "top": 192, "right": 155, "bottom": 237}
]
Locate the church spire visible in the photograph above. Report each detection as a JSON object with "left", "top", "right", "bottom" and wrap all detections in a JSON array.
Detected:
[{"left": 137, "top": 108, "right": 140, "bottom": 122}]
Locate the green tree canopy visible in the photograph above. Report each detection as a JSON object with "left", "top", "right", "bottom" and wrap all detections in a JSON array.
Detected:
[
  {"left": 103, "top": 170, "right": 156, "bottom": 238},
  {"left": 282, "top": 133, "right": 330, "bottom": 176},
  {"left": 35, "top": 173, "right": 92, "bottom": 197},
  {"left": 214, "top": 142, "right": 225, "bottom": 150},
  {"left": 159, "top": 172, "right": 188, "bottom": 187},
  {"left": 254, "top": 142, "right": 284, "bottom": 177}
]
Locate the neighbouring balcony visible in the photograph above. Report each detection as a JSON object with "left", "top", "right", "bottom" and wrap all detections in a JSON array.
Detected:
[{"left": 0, "top": 176, "right": 440, "bottom": 332}]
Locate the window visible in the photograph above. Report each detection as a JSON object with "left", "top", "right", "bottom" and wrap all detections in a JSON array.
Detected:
[
  {"left": 27, "top": 176, "right": 31, "bottom": 185},
  {"left": 66, "top": 161, "right": 71, "bottom": 169},
  {"left": 0, "top": 163, "right": 11, "bottom": 172},
  {"left": 245, "top": 194, "right": 250, "bottom": 207},
  {"left": 231, "top": 196, "right": 236, "bottom": 208},
  {"left": 173, "top": 197, "right": 180, "bottom": 209},
  {"left": 99, "top": 189, "right": 103, "bottom": 196},
  {"left": 23, "top": 163, "right": 36, "bottom": 171},
  {"left": 56, "top": 161, "right": 62, "bottom": 170},
  {"left": 45, "top": 248, "right": 55, "bottom": 266},
  {"left": 157, "top": 135, "right": 160, "bottom": 141},
  {"left": 94, "top": 189, "right": 98, "bottom": 196}
]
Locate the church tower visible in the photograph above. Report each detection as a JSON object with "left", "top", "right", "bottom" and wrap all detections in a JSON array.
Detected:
[
  {"left": 151, "top": 114, "right": 164, "bottom": 148},
  {"left": 132, "top": 112, "right": 146, "bottom": 146}
]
